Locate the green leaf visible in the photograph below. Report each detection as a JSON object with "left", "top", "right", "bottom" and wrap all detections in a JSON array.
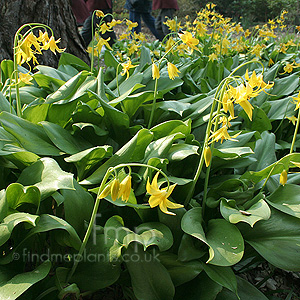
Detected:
[
  {"left": 58, "top": 52, "right": 90, "bottom": 71},
  {"left": 40, "top": 121, "right": 87, "bottom": 155},
  {"left": 0, "top": 112, "right": 62, "bottom": 156},
  {"left": 71, "top": 233, "right": 121, "bottom": 291},
  {"left": 167, "top": 144, "right": 199, "bottom": 161},
  {"left": 206, "top": 219, "right": 244, "bottom": 266},
  {"left": 81, "top": 129, "right": 153, "bottom": 185},
  {"left": 65, "top": 146, "right": 113, "bottom": 180},
  {"left": 248, "top": 131, "right": 276, "bottom": 171},
  {"left": 239, "top": 208, "right": 300, "bottom": 271},
  {"left": 0, "top": 92, "right": 14, "bottom": 114},
  {"left": 174, "top": 272, "right": 222, "bottom": 300},
  {"left": 242, "top": 153, "right": 300, "bottom": 184},
  {"left": 29, "top": 214, "right": 82, "bottom": 250},
  {"left": 0, "top": 261, "right": 51, "bottom": 300},
  {"left": 270, "top": 74, "right": 299, "bottom": 99},
  {"left": 5, "top": 183, "right": 40, "bottom": 210},
  {"left": 35, "top": 65, "right": 73, "bottom": 82},
  {"left": 267, "top": 184, "right": 300, "bottom": 218},
  {"left": 18, "top": 158, "right": 74, "bottom": 200},
  {"left": 201, "top": 263, "right": 238, "bottom": 296},
  {"left": 1, "top": 60, "right": 14, "bottom": 85},
  {"left": 216, "top": 276, "right": 268, "bottom": 300},
  {"left": 159, "top": 253, "right": 203, "bottom": 286},
  {"left": 220, "top": 198, "right": 271, "bottom": 227},
  {"left": 125, "top": 244, "right": 175, "bottom": 300},
  {"left": 213, "top": 147, "right": 253, "bottom": 159},
  {"left": 59, "top": 180, "right": 94, "bottom": 237},
  {"left": 0, "top": 213, "right": 39, "bottom": 246}
]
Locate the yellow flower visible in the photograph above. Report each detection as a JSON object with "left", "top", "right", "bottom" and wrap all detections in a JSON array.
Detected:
[
  {"left": 165, "top": 37, "right": 175, "bottom": 53},
  {"left": 126, "top": 20, "right": 138, "bottom": 31},
  {"left": 179, "top": 31, "right": 199, "bottom": 53},
  {"left": 95, "top": 10, "right": 105, "bottom": 18},
  {"left": 37, "top": 30, "right": 50, "bottom": 46},
  {"left": 292, "top": 92, "right": 300, "bottom": 110},
  {"left": 279, "top": 170, "right": 287, "bottom": 186},
  {"left": 118, "top": 175, "right": 132, "bottom": 202},
  {"left": 99, "top": 23, "right": 112, "bottom": 35},
  {"left": 96, "top": 37, "right": 112, "bottom": 51},
  {"left": 19, "top": 72, "right": 33, "bottom": 85},
  {"left": 167, "top": 62, "right": 180, "bottom": 80},
  {"left": 87, "top": 46, "right": 99, "bottom": 57},
  {"left": 208, "top": 53, "right": 218, "bottom": 61},
  {"left": 209, "top": 125, "right": 241, "bottom": 144},
  {"left": 121, "top": 59, "right": 135, "bottom": 79},
  {"left": 111, "top": 178, "right": 120, "bottom": 201},
  {"left": 152, "top": 63, "right": 160, "bottom": 80},
  {"left": 146, "top": 172, "right": 183, "bottom": 215},
  {"left": 204, "top": 146, "right": 212, "bottom": 167},
  {"left": 164, "top": 19, "right": 177, "bottom": 32},
  {"left": 97, "top": 183, "right": 112, "bottom": 199},
  {"left": 287, "top": 115, "right": 297, "bottom": 125},
  {"left": 42, "top": 36, "right": 65, "bottom": 54}
]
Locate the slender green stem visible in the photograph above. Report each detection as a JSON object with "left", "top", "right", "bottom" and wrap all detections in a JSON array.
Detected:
[
  {"left": 290, "top": 108, "right": 300, "bottom": 154},
  {"left": 147, "top": 77, "right": 158, "bottom": 129}
]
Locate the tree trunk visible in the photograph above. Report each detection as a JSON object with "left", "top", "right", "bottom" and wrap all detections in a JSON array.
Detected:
[{"left": 0, "top": 0, "right": 90, "bottom": 67}]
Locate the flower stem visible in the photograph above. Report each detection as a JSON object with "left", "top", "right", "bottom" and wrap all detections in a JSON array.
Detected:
[{"left": 290, "top": 108, "right": 300, "bottom": 154}]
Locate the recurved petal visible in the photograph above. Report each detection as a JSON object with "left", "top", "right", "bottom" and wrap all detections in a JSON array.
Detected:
[
  {"left": 159, "top": 201, "right": 175, "bottom": 215},
  {"left": 166, "top": 200, "right": 184, "bottom": 209},
  {"left": 148, "top": 195, "right": 162, "bottom": 208}
]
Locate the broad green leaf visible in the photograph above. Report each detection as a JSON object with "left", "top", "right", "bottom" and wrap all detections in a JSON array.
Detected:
[
  {"left": 22, "top": 102, "right": 49, "bottom": 124},
  {"left": 178, "top": 234, "right": 206, "bottom": 262},
  {"left": 159, "top": 253, "right": 203, "bottom": 286},
  {"left": 71, "top": 233, "right": 121, "bottom": 291},
  {"left": 213, "top": 147, "right": 253, "bottom": 159},
  {"left": 151, "top": 119, "right": 191, "bottom": 140},
  {"left": 248, "top": 131, "right": 276, "bottom": 171},
  {"left": 0, "top": 261, "right": 51, "bottom": 300},
  {"left": 201, "top": 263, "right": 238, "bottom": 295},
  {"left": 5, "top": 183, "right": 40, "bottom": 210},
  {"left": 103, "top": 50, "right": 119, "bottom": 69},
  {"left": 81, "top": 129, "right": 153, "bottom": 185},
  {"left": 33, "top": 74, "right": 65, "bottom": 92},
  {"left": 58, "top": 52, "right": 90, "bottom": 71},
  {"left": 0, "top": 112, "right": 62, "bottom": 156},
  {"left": 65, "top": 145, "right": 113, "bottom": 180},
  {"left": 1, "top": 60, "right": 14, "bottom": 85},
  {"left": 45, "top": 71, "right": 89, "bottom": 104},
  {"left": 174, "top": 272, "right": 222, "bottom": 300},
  {"left": 270, "top": 74, "right": 299, "bottom": 99},
  {"left": 17, "top": 158, "right": 74, "bottom": 200},
  {"left": 220, "top": 198, "right": 271, "bottom": 227},
  {"left": 216, "top": 276, "right": 268, "bottom": 300},
  {"left": 136, "top": 45, "right": 152, "bottom": 71},
  {"left": 35, "top": 65, "right": 73, "bottom": 82},
  {"left": 239, "top": 208, "right": 300, "bottom": 271},
  {"left": 0, "top": 92, "right": 14, "bottom": 114},
  {"left": 29, "top": 214, "right": 82, "bottom": 250},
  {"left": 242, "top": 153, "right": 300, "bottom": 184},
  {"left": 59, "top": 180, "right": 94, "bottom": 237},
  {"left": 0, "top": 213, "right": 39, "bottom": 246},
  {"left": 206, "top": 219, "right": 244, "bottom": 266},
  {"left": 267, "top": 184, "right": 300, "bottom": 218},
  {"left": 40, "top": 121, "right": 88, "bottom": 155},
  {"left": 125, "top": 244, "right": 175, "bottom": 300}
]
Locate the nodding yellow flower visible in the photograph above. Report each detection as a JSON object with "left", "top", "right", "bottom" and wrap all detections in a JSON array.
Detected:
[
  {"left": 128, "top": 43, "right": 139, "bottom": 55},
  {"left": 164, "top": 19, "right": 178, "bottom": 32},
  {"left": 42, "top": 36, "right": 65, "bottom": 54},
  {"left": 167, "top": 62, "right": 180, "bottom": 80},
  {"left": 165, "top": 37, "right": 175, "bottom": 52},
  {"left": 99, "top": 23, "right": 112, "bottom": 35},
  {"left": 179, "top": 31, "right": 199, "bottom": 53},
  {"left": 279, "top": 170, "right": 288, "bottom": 186},
  {"left": 37, "top": 30, "right": 50, "bottom": 46},
  {"left": 121, "top": 59, "right": 135, "bottom": 79},
  {"left": 19, "top": 72, "right": 33, "bottom": 85},
  {"left": 118, "top": 32, "right": 131, "bottom": 40},
  {"left": 152, "top": 63, "right": 160, "bottom": 80},
  {"left": 146, "top": 172, "right": 183, "bottom": 215},
  {"left": 287, "top": 115, "right": 297, "bottom": 125},
  {"left": 24, "top": 32, "right": 42, "bottom": 54},
  {"left": 209, "top": 125, "right": 241, "bottom": 144},
  {"left": 87, "top": 46, "right": 99, "bottom": 57},
  {"left": 111, "top": 178, "right": 120, "bottom": 201},
  {"left": 126, "top": 20, "right": 138, "bottom": 31},
  {"left": 204, "top": 146, "right": 212, "bottom": 167},
  {"left": 208, "top": 53, "right": 218, "bottom": 61},
  {"left": 292, "top": 92, "right": 300, "bottom": 110},
  {"left": 95, "top": 10, "right": 105, "bottom": 18},
  {"left": 268, "top": 58, "right": 274, "bottom": 66},
  {"left": 118, "top": 175, "right": 132, "bottom": 202},
  {"left": 97, "top": 183, "right": 112, "bottom": 199},
  {"left": 96, "top": 37, "right": 112, "bottom": 51}
]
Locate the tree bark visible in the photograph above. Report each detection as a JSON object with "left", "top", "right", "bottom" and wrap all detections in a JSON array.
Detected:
[{"left": 0, "top": 0, "right": 90, "bottom": 67}]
